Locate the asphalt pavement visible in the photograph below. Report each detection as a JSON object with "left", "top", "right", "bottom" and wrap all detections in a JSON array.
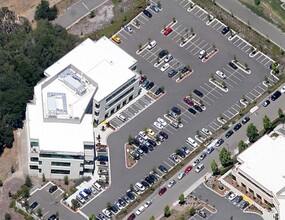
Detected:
[
  {"left": 216, "top": 0, "right": 285, "bottom": 51},
  {"left": 81, "top": 0, "right": 283, "bottom": 218}
]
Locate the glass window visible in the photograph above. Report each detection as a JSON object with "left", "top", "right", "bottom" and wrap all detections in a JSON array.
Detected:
[
  {"left": 51, "top": 169, "right": 70, "bottom": 174},
  {"left": 30, "top": 165, "right": 38, "bottom": 170},
  {"left": 83, "top": 169, "right": 93, "bottom": 173},
  {"left": 106, "top": 78, "right": 136, "bottom": 102},
  {"left": 39, "top": 161, "right": 42, "bottom": 165},
  {"left": 30, "top": 157, "right": 39, "bottom": 162},
  {"left": 106, "top": 87, "right": 134, "bottom": 110},
  {"left": 40, "top": 153, "right": 84, "bottom": 160},
  {"left": 51, "top": 161, "right": 71, "bottom": 167},
  {"left": 30, "top": 141, "right": 39, "bottom": 147},
  {"left": 84, "top": 145, "right": 94, "bottom": 150}
]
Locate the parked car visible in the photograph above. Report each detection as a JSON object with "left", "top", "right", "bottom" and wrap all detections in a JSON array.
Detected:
[
  {"left": 141, "top": 180, "right": 150, "bottom": 189},
  {"left": 233, "top": 195, "right": 243, "bottom": 205},
  {"left": 102, "top": 208, "right": 112, "bottom": 218},
  {"left": 111, "top": 35, "right": 121, "bottom": 43},
  {"left": 143, "top": 9, "right": 152, "bottom": 18},
  {"left": 199, "top": 152, "right": 207, "bottom": 161},
  {"left": 144, "top": 199, "right": 152, "bottom": 208},
  {"left": 167, "top": 180, "right": 176, "bottom": 188},
  {"left": 146, "top": 128, "right": 155, "bottom": 136},
  {"left": 163, "top": 27, "right": 173, "bottom": 36},
  {"left": 262, "top": 100, "right": 270, "bottom": 107},
  {"left": 198, "top": 50, "right": 207, "bottom": 59},
  {"left": 176, "top": 149, "right": 186, "bottom": 158},
  {"left": 221, "top": 26, "right": 230, "bottom": 34},
  {"left": 109, "top": 204, "right": 119, "bottom": 214},
  {"left": 193, "top": 105, "right": 203, "bottom": 112},
  {"left": 135, "top": 205, "right": 145, "bottom": 215},
  {"left": 157, "top": 117, "right": 167, "bottom": 126},
  {"left": 168, "top": 69, "right": 178, "bottom": 78},
  {"left": 183, "top": 97, "right": 194, "bottom": 106},
  {"left": 241, "top": 201, "right": 250, "bottom": 210},
  {"left": 154, "top": 121, "right": 163, "bottom": 129},
  {"left": 195, "top": 164, "right": 204, "bottom": 173},
  {"left": 164, "top": 54, "right": 173, "bottom": 63},
  {"left": 124, "top": 25, "right": 133, "bottom": 33},
  {"left": 29, "top": 201, "right": 38, "bottom": 210},
  {"left": 170, "top": 153, "right": 180, "bottom": 163},
  {"left": 197, "top": 210, "right": 207, "bottom": 218},
  {"left": 49, "top": 185, "right": 58, "bottom": 193},
  {"left": 147, "top": 139, "right": 157, "bottom": 147},
  {"left": 228, "top": 192, "right": 237, "bottom": 201},
  {"left": 194, "top": 89, "right": 204, "bottom": 97},
  {"left": 149, "top": 4, "right": 160, "bottom": 13},
  {"left": 216, "top": 70, "right": 226, "bottom": 79},
  {"left": 188, "top": 107, "right": 196, "bottom": 114},
  {"left": 228, "top": 61, "right": 238, "bottom": 70},
  {"left": 160, "top": 63, "right": 170, "bottom": 72},
  {"left": 181, "top": 146, "right": 190, "bottom": 155},
  {"left": 280, "top": 84, "right": 285, "bottom": 93},
  {"left": 186, "top": 137, "right": 198, "bottom": 148},
  {"left": 225, "top": 130, "right": 234, "bottom": 138},
  {"left": 154, "top": 87, "right": 163, "bottom": 96},
  {"left": 135, "top": 182, "right": 145, "bottom": 192},
  {"left": 127, "top": 213, "right": 136, "bottom": 220},
  {"left": 184, "top": 165, "right": 193, "bottom": 173},
  {"left": 207, "top": 146, "right": 215, "bottom": 154},
  {"left": 146, "top": 81, "right": 154, "bottom": 90},
  {"left": 233, "top": 123, "right": 242, "bottom": 131},
  {"left": 202, "top": 128, "right": 211, "bottom": 136},
  {"left": 47, "top": 214, "right": 57, "bottom": 220},
  {"left": 158, "top": 165, "right": 168, "bottom": 173},
  {"left": 271, "top": 90, "right": 281, "bottom": 101},
  {"left": 171, "top": 106, "right": 181, "bottom": 115},
  {"left": 242, "top": 116, "right": 250, "bottom": 125},
  {"left": 158, "top": 50, "right": 168, "bottom": 58},
  {"left": 215, "top": 138, "right": 224, "bottom": 147},
  {"left": 193, "top": 158, "right": 200, "bottom": 167},
  {"left": 179, "top": 66, "right": 189, "bottom": 74},
  {"left": 177, "top": 172, "right": 186, "bottom": 180},
  {"left": 147, "top": 40, "right": 157, "bottom": 50},
  {"left": 159, "top": 131, "right": 169, "bottom": 139}
]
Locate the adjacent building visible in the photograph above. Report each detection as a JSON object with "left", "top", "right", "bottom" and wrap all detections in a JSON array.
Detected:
[
  {"left": 232, "top": 132, "right": 285, "bottom": 219},
  {"left": 26, "top": 37, "right": 140, "bottom": 179}
]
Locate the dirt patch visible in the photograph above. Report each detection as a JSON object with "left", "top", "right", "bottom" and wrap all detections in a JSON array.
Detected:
[
  {"left": 68, "top": 1, "right": 114, "bottom": 36},
  {"left": 125, "top": 144, "right": 137, "bottom": 168}
]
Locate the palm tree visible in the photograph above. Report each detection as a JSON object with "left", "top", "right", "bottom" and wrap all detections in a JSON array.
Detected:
[
  {"left": 138, "top": 43, "right": 142, "bottom": 51},
  {"left": 210, "top": 73, "right": 215, "bottom": 80},
  {"left": 181, "top": 36, "right": 185, "bottom": 44}
]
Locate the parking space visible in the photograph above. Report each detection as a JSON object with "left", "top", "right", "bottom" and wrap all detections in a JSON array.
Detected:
[
  {"left": 109, "top": 94, "right": 155, "bottom": 129},
  {"left": 188, "top": 5, "right": 210, "bottom": 23},
  {"left": 28, "top": 182, "right": 85, "bottom": 220},
  {"left": 252, "top": 51, "right": 275, "bottom": 69}
]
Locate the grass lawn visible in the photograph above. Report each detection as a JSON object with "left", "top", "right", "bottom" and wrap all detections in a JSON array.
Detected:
[{"left": 238, "top": 0, "right": 285, "bottom": 33}]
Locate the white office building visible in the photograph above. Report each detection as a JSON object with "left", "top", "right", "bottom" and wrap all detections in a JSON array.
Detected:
[
  {"left": 26, "top": 37, "right": 140, "bottom": 179},
  {"left": 232, "top": 132, "right": 285, "bottom": 219}
]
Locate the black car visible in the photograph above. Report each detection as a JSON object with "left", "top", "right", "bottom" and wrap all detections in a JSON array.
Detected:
[
  {"left": 149, "top": 174, "right": 158, "bottom": 182},
  {"left": 188, "top": 107, "right": 196, "bottom": 114},
  {"left": 228, "top": 61, "right": 238, "bottom": 70},
  {"left": 141, "top": 180, "right": 150, "bottom": 188},
  {"left": 233, "top": 123, "right": 242, "bottom": 131},
  {"left": 159, "top": 50, "right": 168, "bottom": 58},
  {"left": 225, "top": 130, "right": 234, "bottom": 138},
  {"left": 233, "top": 195, "right": 243, "bottom": 205},
  {"left": 126, "top": 190, "right": 135, "bottom": 201},
  {"left": 145, "top": 176, "right": 154, "bottom": 185},
  {"left": 156, "top": 133, "right": 164, "bottom": 142},
  {"left": 158, "top": 165, "right": 168, "bottom": 173},
  {"left": 118, "top": 198, "right": 127, "bottom": 207},
  {"left": 215, "top": 138, "right": 224, "bottom": 147},
  {"left": 179, "top": 66, "right": 189, "bottom": 74},
  {"left": 171, "top": 106, "right": 181, "bottom": 115},
  {"left": 193, "top": 105, "right": 203, "bottom": 112},
  {"left": 159, "top": 131, "right": 168, "bottom": 139},
  {"left": 241, "top": 201, "right": 250, "bottom": 210},
  {"left": 147, "top": 139, "right": 157, "bottom": 147},
  {"left": 132, "top": 138, "right": 140, "bottom": 146},
  {"left": 49, "top": 185, "right": 58, "bottom": 193},
  {"left": 109, "top": 204, "right": 119, "bottom": 214},
  {"left": 29, "top": 201, "right": 38, "bottom": 210},
  {"left": 143, "top": 9, "right": 152, "bottom": 18},
  {"left": 139, "top": 145, "right": 149, "bottom": 154},
  {"left": 145, "top": 143, "right": 154, "bottom": 151},
  {"left": 242, "top": 116, "right": 250, "bottom": 125},
  {"left": 154, "top": 88, "right": 163, "bottom": 95},
  {"left": 83, "top": 188, "right": 92, "bottom": 195},
  {"left": 146, "top": 81, "right": 154, "bottom": 90},
  {"left": 48, "top": 214, "right": 57, "bottom": 220},
  {"left": 262, "top": 100, "right": 270, "bottom": 107},
  {"left": 271, "top": 90, "right": 281, "bottom": 101},
  {"left": 197, "top": 210, "right": 207, "bottom": 218},
  {"left": 221, "top": 26, "right": 230, "bottom": 34},
  {"left": 194, "top": 89, "right": 203, "bottom": 97},
  {"left": 168, "top": 69, "right": 178, "bottom": 78},
  {"left": 176, "top": 149, "right": 186, "bottom": 158}
]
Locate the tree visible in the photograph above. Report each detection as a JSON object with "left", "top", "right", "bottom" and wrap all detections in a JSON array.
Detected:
[
  {"left": 263, "top": 115, "right": 273, "bottom": 132},
  {"left": 35, "top": 0, "right": 58, "bottom": 21},
  {"left": 157, "top": 1, "right": 161, "bottom": 9},
  {"left": 278, "top": 108, "right": 284, "bottom": 118},
  {"left": 90, "top": 10, "right": 95, "bottom": 18},
  {"left": 254, "top": 0, "right": 260, "bottom": 5},
  {"left": 56, "top": 211, "right": 59, "bottom": 219},
  {"left": 179, "top": 193, "right": 186, "bottom": 204},
  {"left": 106, "top": 201, "right": 111, "bottom": 209},
  {"left": 149, "top": 216, "right": 155, "bottom": 220},
  {"left": 128, "top": 135, "right": 133, "bottom": 144},
  {"left": 219, "top": 148, "right": 233, "bottom": 167},
  {"left": 0, "top": 179, "right": 3, "bottom": 187},
  {"left": 71, "top": 199, "right": 79, "bottom": 210},
  {"left": 189, "top": 207, "right": 196, "bottom": 216},
  {"left": 11, "top": 166, "right": 15, "bottom": 174},
  {"left": 4, "top": 213, "right": 11, "bottom": 220},
  {"left": 164, "top": 205, "right": 171, "bottom": 217},
  {"left": 211, "top": 160, "right": 220, "bottom": 175},
  {"left": 238, "top": 140, "right": 248, "bottom": 153},
  {"left": 89, "top": 213, "right": 96, "bottom": 220},
  {"left": 42, "top": 173, "right": 46, "bottom": 182},
  {"left": 25, "top": 175, "right": 32, "bottom": 187},
  {"left": 64, "top": 175, "right": 69, "bottom": 185},
  {"left": 246, "top": 123, "right": 259, "bottom": 142},
  {"left": 22, "top": 185, "right": 30, "bottom": 198},
  {"left": 36, "top": 208, "right": 42, "bottom": 217}
]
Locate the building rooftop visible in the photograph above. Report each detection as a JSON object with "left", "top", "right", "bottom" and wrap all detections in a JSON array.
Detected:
[{"left": 238, "top": 134, "right": 285, "bottom": 195}]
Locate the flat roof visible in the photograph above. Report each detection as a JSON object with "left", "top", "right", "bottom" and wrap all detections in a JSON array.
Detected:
[
  {"left": 238, "top": 134, "right": 285, "bottom": 194},
  {"left": 44, "top": 37, "right": 137, "bottom": 102}
]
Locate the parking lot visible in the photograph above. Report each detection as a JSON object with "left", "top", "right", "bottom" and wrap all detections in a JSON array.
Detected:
[
  {"left": 28, "top": 182, "right": 85, "bottom": 220},
  {"left": 191, "top": 184, "right": 263, "bottom": 220},
  {"left": 81, "top": 0, "right": 279, "bottom": 217}
]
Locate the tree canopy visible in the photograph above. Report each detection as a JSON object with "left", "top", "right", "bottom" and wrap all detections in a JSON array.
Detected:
[
  {"left": 246, "top": 123, "right": 259, "bottom": 142},
  {"left": 219, "top": 148, "right": 233, "bottom": 167},
  {"left": 263, "top": 115, "right": 273, "bottom": 132},
  {"left": 238, "top": 140, "right": 248, "bottom": 153},
  {"left": 0, "top": 8, "right": 78, "bottom": 153},
  {"left": 35, "top": 0, "right": 58, "bottom": 21}
]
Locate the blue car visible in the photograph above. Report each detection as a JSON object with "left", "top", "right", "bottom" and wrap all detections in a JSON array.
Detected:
[
  {"left": 83, "top": 188, "right": 92, "bottom": 196},
  {"left": 143, "top": 9, "right": 152, "bottom": 18},
  {"left": 146, "top": 82, "right": 154, "bottom": 90},
  {"left": 150, "top": 4, "right": 160, "bottom": 13}
]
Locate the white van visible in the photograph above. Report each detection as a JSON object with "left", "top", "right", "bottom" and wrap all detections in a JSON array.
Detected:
[
  {"left": 93, "top": 182, "right": 102, "bottom": 191},
  {"left": 117, "top": 114, "right": 126, "bottom": 122}
]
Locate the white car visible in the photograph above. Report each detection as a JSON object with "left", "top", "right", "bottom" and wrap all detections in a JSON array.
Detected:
[
  {"left": 202, "top": 128, "right": 212, "bottom": 136},
  {"left": 102, "top": 208, "right": 112, "bottom": 218},
  {"left": 138, "top": 131, "right": 148, "bottom": 140},
  {"left": 198, "top": 50, "right": 207, "bottom": 59},
  {"left": 164, "top": 54, "right": 173, "bottom": 63},
  {"left": 280, "top": 84, "right": 285, "bottom": 93},
  {"left": 160, "top": 63, "right": 170, "bottom": 72},
  {"left": 195, "top": 164, "right": 204, "bottom": 173},
  {"left": 154, "top": 121, "right": 163, "bottom": 129},
  {"left": 167, "top": 180, "right": 176, "bottom": 188},
  {"left": 135, "top": 182, "right": 145, "bottom": 192},
  {"left": 186, "top": 137, "right": 198, "bottom": 148},
  {"left": 89, "top": 187, "right": 97, "bottom": 195},
  {"left": 177, "top": 172, "right": 186, "bottom": 180},
  {"left": 144, "top": 200, "right": 152, "bottom": 208},
  {"left": 124, "top": 25, "right": 133, "bottom": 33},
  {"left": 136, "top": 206, "right": 145, "bottom": 215},
  {"left": 170, "top": 153, "right": 180, "bottom": 163},
  {"left": 157, "top": 117, "right": 167, "bottom": 127},
  {"left": 192, "top": 158, "right": 200, "bottom": 167},
  {"left": 216, "top": 70, "right": 226, "bottom": 79},
  {"left": 228, "top": 192, "right": 237, "bottom": 201},
  {"left": 147, "top": 40, "right": 157, "bottom": 50}
]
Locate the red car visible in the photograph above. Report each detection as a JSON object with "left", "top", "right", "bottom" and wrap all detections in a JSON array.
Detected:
[
  {"left": 184, "top": 165, "right": 193, "bottom": 173},
  {"left": 183, "top": 97, "right": 194, "bottom": 106},
  {"left": 140, "top": 75, "right": 147, "bottom": 84},
  {"left": 127, "top": 213, "right": 136, "bottom": 220},
  {"left": 158, "top": 187, "right": 167, "bottom": 196},
  {"left": 164, "top": 27, "right": 173, "bottom": 36}
]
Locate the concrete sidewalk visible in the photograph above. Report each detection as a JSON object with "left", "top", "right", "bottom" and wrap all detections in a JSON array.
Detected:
[{"left": 216, "top": 0, "right": 285, "bottom": 51}]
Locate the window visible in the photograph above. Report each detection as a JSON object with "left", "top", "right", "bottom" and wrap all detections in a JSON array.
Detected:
[
  {"left": 84, "top": 160, "right": 94, "bottom": 165},
  {"left": 111, "top": 108, "right": 115, "bottom": 114},
  {"left": 257, "top": 194, "right": 262, "bottom": 200},
  {"left": 79, "top": 171, "right": 84, "bottom": 175},
  {"left": 84, "top": 145, "right": 94, "bottom": 150},
  {"left": 129, "top": 95, "right": 133, "bottom": 101},
  {"left": 95, "top": 103, "right": 100, "bottom": 109},
  {"left": 80, "top": 163, "right": 84, "bottom": 167},
  {"left": 83, "top": 169, "right": 93, "bottom": 173},
  {"left": 106, "top": 78, "right": 136, "bottom": 102},
  {"left": 51, "top": 169, "right": 70, "bottom": 174},
  {"left": 39, "top": 161, "right": 42, "bottom": 165},
  {"left": 40, "top": 153, "right": 84, "bottom": 160},
  {"left": 30, "top": 165, "right": 38, "bottom": 170},
  {"left": 30, "top": 141, "right": 39, "bottom": 147},
  {"left": 94, "top": 111, "right": 99, "bottom": 116},
  {"left": 51, "top": 162, "right": 71, "bottom": 167},
  {"left": 30, "top": 157, "right": 39, "bottom": 162},
  {"left": 241, "top": 183, "right": 246, "bottom": 188},
  {"left": 106, "top": 87, "right": 134, "bottom": 110},
  {"left": 249, "top": 188, "right": 254, "bottom": 194}
]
